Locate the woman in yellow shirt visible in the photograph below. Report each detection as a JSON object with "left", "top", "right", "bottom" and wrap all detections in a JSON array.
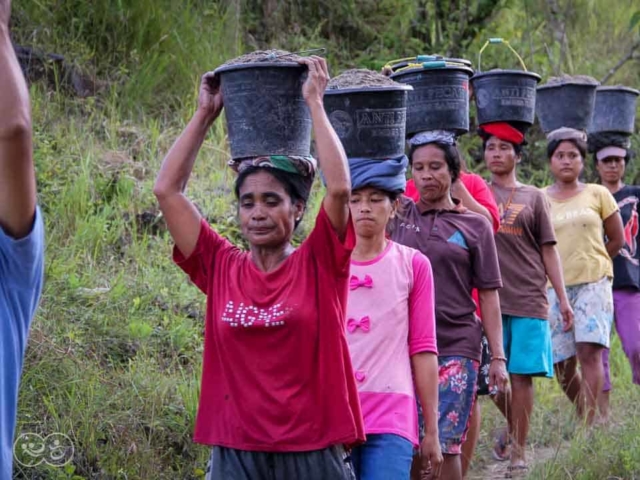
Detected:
[{"left": 543, "top": 127, "right": 624, "bottom": 426}]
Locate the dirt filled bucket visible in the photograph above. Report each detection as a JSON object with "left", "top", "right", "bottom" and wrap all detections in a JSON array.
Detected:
[
  {"left": 536, "top": 75, "right": 599, "bottom": 133},
  {"left": 589, "top": 86, "right": 640, "bottom": 135},
  {"left": 470, "top": 39, "right": 541, "bottom": 127},
  {"left": 389, "top": 59, "right": 474, "bottom": 136},
  {"left": 215, "top": 53, "right": 311, "bottom": 159},
  {"left": 324, "top": 69, "right": 412, "bottom": 159}
]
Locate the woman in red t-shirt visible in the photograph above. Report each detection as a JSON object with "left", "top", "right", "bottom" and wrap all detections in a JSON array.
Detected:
[{"left": 154, "top": 56, "right": 364, "bottom": 479}]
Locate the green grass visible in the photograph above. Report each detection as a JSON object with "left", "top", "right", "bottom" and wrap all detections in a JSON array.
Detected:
[{"left": 472, "top": 334, "right": 640, "bottom": 478}]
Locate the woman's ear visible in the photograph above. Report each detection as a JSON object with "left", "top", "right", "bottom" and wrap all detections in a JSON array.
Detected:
[
  {"left": 294, "top": 200, "right": 306, "bottom": 222},
  {"left": 389, "top": 197, "right": 400, "bottom": 219}
]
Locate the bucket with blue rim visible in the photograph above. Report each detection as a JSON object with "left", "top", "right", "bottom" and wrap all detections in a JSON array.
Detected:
[{"left": 387, "top": 55, "right": 474, "bottom": 136}]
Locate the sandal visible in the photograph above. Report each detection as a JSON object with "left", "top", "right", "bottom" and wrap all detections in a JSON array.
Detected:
[
  {"left": 492, "top": 427, "right": 511, "bottom": 462},
  {"left": 505, "top": 464, "right": 529, "bottom": 478}
]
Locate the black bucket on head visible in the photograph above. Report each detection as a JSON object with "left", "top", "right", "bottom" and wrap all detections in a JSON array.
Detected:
[
  {"left": 391, "top": 65, "right": 474, "bottom": 136},
  {"left": 589, "top": 86, "right": 640, "bottom": 135},
  {"left": 470, "top": 70, "right": 541, "bottom": 126},
  {"left": 323, "top": 86, "right": 412, "bottom": 159},
  {"left": 536, "top": 82, "right": 599, "bottom": 133},
  {"left": 215, "top": 62, "right": 311, "bottom": 159}
]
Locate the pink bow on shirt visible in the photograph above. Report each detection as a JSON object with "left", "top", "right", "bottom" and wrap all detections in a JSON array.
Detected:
[
  {"left": 347, "top": 316, "right": 371, "bottom": 333},
  {"left": 350, "top": 274, "right": 373, "bottom": 290}
]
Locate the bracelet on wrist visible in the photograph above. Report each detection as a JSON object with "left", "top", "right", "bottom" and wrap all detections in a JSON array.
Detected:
[{"left": 491, "top": 356, "right": 507, "bottom": 363}]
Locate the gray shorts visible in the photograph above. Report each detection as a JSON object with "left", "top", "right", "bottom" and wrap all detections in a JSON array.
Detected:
[{"left": 204, "top": 445, "right": 355, "bottom": 480}]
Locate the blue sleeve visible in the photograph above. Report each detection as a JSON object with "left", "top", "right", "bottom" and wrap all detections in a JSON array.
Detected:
[{"left": 0, "top": 207, "right": 45, "bottom": 320}]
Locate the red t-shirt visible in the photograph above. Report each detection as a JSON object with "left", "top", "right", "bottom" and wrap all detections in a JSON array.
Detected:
[{"left": 173, "top": 206, "right": 365, "bottom": 451}]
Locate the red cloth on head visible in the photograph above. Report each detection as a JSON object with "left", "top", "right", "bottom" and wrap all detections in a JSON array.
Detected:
[{"left": 480, "top": 122, "right": 524, "bottom": 145}]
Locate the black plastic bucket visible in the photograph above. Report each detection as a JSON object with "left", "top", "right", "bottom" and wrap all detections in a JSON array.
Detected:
[
  {"left": 589, "top": 86, "right": 640, "bottom": 134},
  {"left": 536, "top": 82, "right": 598, "bottom": 133},
  {"left": 324, "top": 86, "right": 412, "bottom": 159},
  {"left": 215, "top": 62, "right": 311, "bottom": 159},
  {"left": 390, "top": 65, "right": 473, "bottom": 136},
  {"left": 470, "top": 70, "right": 541, "bottom": 126}
]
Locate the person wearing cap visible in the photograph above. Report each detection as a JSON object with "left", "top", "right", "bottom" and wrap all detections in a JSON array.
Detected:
[
  {"left": 591, "top": 133, "right": 640, "bottom": 422},
  {"left": 154, "top": 56, "right": 364, "bottom": 479},
  {"left": 345, "top": 157, "right": 442, "bottom": 479},
  {"left": 543, "top": 127, "right": 624, "bottom": 427},
  {"left": 478, "top": 122, "right": 573, "bottom": 475},
  {"left": 390, "top": 130, "right": 509, "bottom": 480}
]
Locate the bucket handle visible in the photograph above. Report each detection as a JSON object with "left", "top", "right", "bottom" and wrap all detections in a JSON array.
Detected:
[
  {"left": 383, "top": 55, "right": 467, "bottom": 73},
  {"left": 477, "top": 38, "right": 527, "bottom": 72}
]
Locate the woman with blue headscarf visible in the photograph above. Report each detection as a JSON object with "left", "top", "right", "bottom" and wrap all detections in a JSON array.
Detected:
[{"left": 346, "top": 155, "right": 443, "bottom": 480}]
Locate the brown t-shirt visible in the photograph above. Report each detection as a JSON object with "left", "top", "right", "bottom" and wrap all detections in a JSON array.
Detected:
[
  {"left": 491, "top": 184, "right": 557, "bottom": 320},
  {"left": 391, "top": 198, "right": 503, "bottom": 361}
]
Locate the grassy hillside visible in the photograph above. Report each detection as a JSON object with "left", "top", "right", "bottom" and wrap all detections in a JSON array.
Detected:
[{"left": 10, "top": 0, "right": 640, "bottom": 478}]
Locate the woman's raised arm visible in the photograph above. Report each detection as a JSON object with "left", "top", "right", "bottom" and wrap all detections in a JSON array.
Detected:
[
  {"left": 298, "top": 56, "right": 351, "bottom": 238},
  {"left": 154, "top": 73, "right": 223, "bottom": 258}
]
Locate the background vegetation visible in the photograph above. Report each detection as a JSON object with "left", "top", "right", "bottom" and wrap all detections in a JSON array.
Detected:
[{"left": 8, "top": 0, "right": 640, "bottom": 478}]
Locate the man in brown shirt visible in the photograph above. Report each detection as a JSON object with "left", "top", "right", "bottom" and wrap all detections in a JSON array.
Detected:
[{"left": 480, "top": 122, "right": 573, "bottom": 474}]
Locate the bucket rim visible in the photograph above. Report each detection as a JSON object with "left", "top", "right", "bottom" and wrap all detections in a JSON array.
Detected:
[
  {"left": 324, "top": 85, "right": 413, "bottom": 94},
  {"left": 444, "top": 57, "right": 473, "bottom": 67},
  {"left": 391, "top": 65, "right": 474, "bottom": 79},
  {"left": 596, "top": 85, "right": 640, "bottom": 96},
  {"left": 470, "top": 70, "right": 541, "bottom": 82},
  {"left": 537, "top": 81, "right": 599, "bottom": 91},
  {"left": 215, "top": 62, "right": 305, "bottom": 74}
]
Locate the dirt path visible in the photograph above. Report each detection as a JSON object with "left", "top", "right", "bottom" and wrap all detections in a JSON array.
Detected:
[{"left": 467, "top": 444, "right": 566, "bottom": 479}]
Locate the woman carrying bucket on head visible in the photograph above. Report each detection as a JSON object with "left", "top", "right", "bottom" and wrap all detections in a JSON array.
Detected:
[
  {"left": 543, "top": 127, "right": 624, "bottom": 426},
  {"left": 537, "top": 76, "right": 624, "bottom": 427},
  {"left": 154, "top": 52, "right": 363, "bottom": 480},
  {"left": 324, "top": 69, "right": 442, "bottom": 480},
  {"left": 478, "top": 121, "right": 573, "bottom": 476},
  {"left": 387, "top": 55, "right": 506, "bottom": 480},
  {"left": 470, "top": 53, "right": 575, "bottom": 476},
  {"left": 386, "top": 55, "right": 500, "bottom": 231},
  {"left": 392, "top": 130, "right": 509, "bottom": 480},
  {"left": 589, "top": 85, "right": 640, "bottom": 423}
]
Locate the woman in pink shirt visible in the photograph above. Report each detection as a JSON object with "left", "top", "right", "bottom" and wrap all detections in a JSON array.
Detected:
[{"left": 346, "top": 158, "right": 442, "bottom": 480}]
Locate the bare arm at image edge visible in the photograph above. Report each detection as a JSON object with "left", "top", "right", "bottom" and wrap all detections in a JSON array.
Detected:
[{"left": 0, "top": 12, "right": 37, "bottom": 238}]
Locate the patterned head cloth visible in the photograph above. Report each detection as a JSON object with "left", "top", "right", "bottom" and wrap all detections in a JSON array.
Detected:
[
  {"left": 546, "top": 127, "right": 588, "bottom": 143},
  {"left": 228, "top": 155, "right": 318, "bottom": 198},
  {"left": 228, "top": 155, "right": 317, "bottom": 177},
  {"left": 407, "top": 130, "right": 457, "bottom": 148}
]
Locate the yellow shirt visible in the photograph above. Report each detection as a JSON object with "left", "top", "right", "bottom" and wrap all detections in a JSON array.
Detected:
[{"left": 544, "top": 184, "right": 619, "bottom": 287}]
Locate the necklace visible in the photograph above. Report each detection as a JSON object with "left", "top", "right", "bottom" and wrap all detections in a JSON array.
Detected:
[{"left": 490, "top": 182, "right": 517, "bottom": 223}]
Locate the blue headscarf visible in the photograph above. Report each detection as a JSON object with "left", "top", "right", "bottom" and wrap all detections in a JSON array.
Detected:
[{"left": 348, "top": 155, "right": 408, "bottom": 193}]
